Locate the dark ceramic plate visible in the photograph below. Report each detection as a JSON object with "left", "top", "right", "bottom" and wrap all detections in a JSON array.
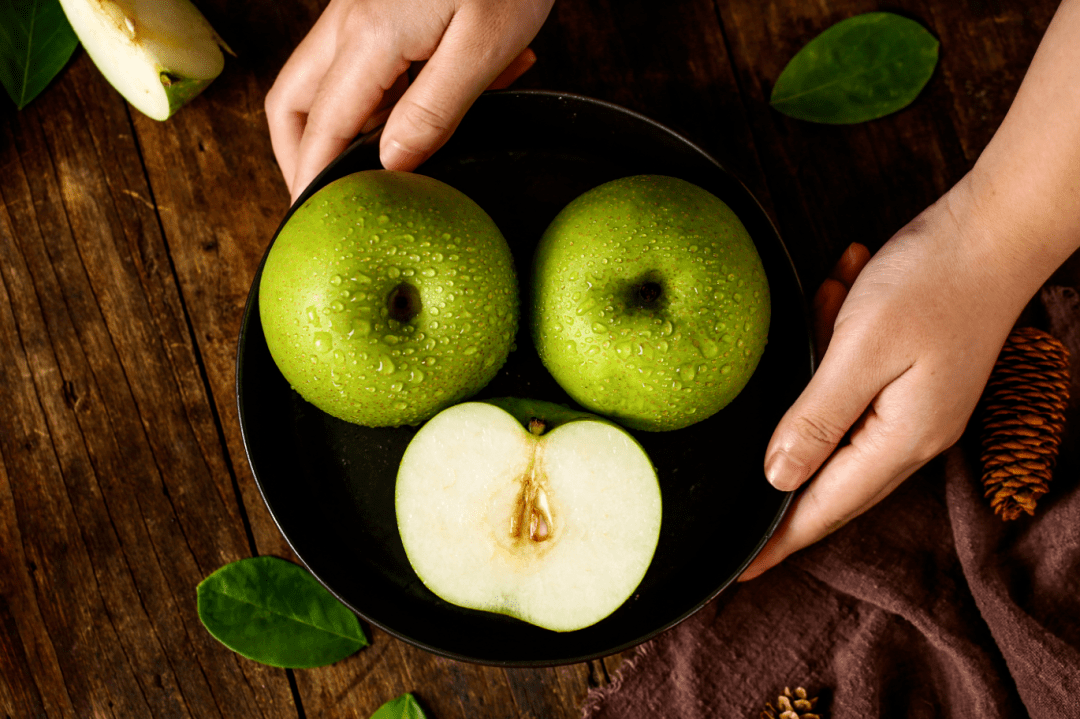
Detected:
[{"left": 237, "top": 90, "right": 811, "bottom": 666}]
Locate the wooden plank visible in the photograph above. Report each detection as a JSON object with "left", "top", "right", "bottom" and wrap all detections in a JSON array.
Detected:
[
  {"left": 0, "top": 183, "right": 155, "bottom": 718},
  {"left": 288, "top": 627, "right": 410, "bottom": 717},
  {"left": 712, "top": 0, "right": 968, "bottom": 285},
  {"left": 527, "top": 0, "right": 772, "bottom": 210},
  {"left": 0, "top": 48, "right": 297, "bottom": 718},
  {"left": 919, "top": 0, "right": 1057, "bottom": 162},
  {"left": 0, "top": 393, "right": 70, "bottom": 719}
]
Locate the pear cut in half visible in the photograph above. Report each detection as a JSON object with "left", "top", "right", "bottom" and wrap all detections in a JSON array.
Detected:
[
  {"left": 59, "top": 0, "right": 232, "bottom": 120},
  {"left": 396, "top": 398, "right": 662, "bottom": 632}
]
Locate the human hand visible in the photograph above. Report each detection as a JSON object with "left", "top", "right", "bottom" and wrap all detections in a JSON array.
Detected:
[
  {"left": 740, "top": 179, "right": 1039, "bottom": 581},
  {"left": 265, "top": 0, "right": 554, "bottom": 203}
]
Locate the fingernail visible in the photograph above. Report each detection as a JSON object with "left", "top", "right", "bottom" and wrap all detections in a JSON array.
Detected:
[
  {"left": 381, "top": 140, "right": 422, "bottom": 171},
  {"left": 765, "top": 452, "right": 803, "bottom": 490}
]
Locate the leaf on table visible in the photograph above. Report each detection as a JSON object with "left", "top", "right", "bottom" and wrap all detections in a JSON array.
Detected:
[
  {"left": 197, "top": 556, "right": 368, "bottom": 668},
  {"left": 0, "top": 0, "right": 79, "bottom": 109},
  {"left": 770, "top": 12, "right": 939, "bottom": 124},
  {"left": 370, "top": 693, "right": 427, "bottom": 719}
]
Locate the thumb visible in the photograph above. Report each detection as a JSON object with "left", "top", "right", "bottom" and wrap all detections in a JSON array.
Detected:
[
  {"left": 764, "top": 353, "right": 879, "bottom": 491},
  {"left": 767, "top": 329, "right": 906, "bottom": 491},
  {"left": 765, "top": 243, "right": 875, "bottom": 490}
]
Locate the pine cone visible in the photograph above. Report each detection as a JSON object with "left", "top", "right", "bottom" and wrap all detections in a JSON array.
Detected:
[
  {"left": 760, "top": 686, "right": 822, "bottom": 719},
  {"left": 980, "top": 327, "right": 1070, "bottom": 521}
]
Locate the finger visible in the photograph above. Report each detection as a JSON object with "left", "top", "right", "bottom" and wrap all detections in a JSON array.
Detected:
[
  {"left": 764, "top": 322, "right": 906, "bottom": 492},
  {"left": 813, "top": 243, "right": 872, "bottom": 355},
  {"left": 291, "top": 44, "right": 409, "bottom": 201},
  {"left": 379, "top": 14, "right": 529, "bottom": 170},
  {"left": 741, "top": 398, "right": 925, "bottom": 581},
  {"left": 830, "top": 242, "right": 871, "bottom": 287},
  {"left": 265, "top": 25, "right": 338, "bottom": 192},
  {"left": 488, "top": 47, "right": 537, "bottom": 90},
  {"left": 360, "top": 72, "right": 411, "bottom": 135},
  {"left": 360, "top": 49, "right": 535, "bottom": 139}
]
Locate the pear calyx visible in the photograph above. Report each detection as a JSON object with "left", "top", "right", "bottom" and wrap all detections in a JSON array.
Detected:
[{"left": 387, "top": 282, "right": 422, "bottom": 323}]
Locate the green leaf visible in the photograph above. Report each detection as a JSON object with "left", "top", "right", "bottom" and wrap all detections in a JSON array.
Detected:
[
  {"left": 0, "top": 0, "right": 79, "bottom": 109},
  {"left": 370, "top": 694, "right": 427, "bottom": 719},
  {"left": 770, "top": 12, "right": 939, "bottom": 124},
  {"left": 197, "top": 556, "right": 368, "bottom": 668}
]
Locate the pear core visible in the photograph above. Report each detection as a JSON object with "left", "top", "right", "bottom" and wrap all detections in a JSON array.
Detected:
[{"left": 396, "top": 401, "right": 661, "bottom": 632}]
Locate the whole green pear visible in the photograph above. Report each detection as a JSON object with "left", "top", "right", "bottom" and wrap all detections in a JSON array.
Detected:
[
  {"left": 532, "top": 175, "right": 770, "bottom": 431},
  {"left": 260, "top": 170, "right": 518, "bottom": 427}
]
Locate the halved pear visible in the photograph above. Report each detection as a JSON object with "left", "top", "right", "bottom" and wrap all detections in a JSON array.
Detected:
[
  {"left": 396, "top": 398, "right": 662, "bottom": 632},
  {"left": 59, "top": 0, "right": 232, "bottom": 120}
]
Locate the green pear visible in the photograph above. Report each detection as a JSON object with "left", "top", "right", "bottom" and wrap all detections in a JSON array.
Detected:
[
  {"left": 59, "top": 0, "right": 232, "bottom": 120},
  {"left": 259, "top": 170, "right": 519, "bottom": 427},
  {"left": 532, "top": 175, "right": 770, "bottom": 431},
  {"left": 396, "top": 398, "right": 661, "bottom": 632}
]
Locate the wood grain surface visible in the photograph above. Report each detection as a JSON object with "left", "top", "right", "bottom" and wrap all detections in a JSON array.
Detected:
[{"left": 0, "top": 0, "right": 1062, "bottom": 717}]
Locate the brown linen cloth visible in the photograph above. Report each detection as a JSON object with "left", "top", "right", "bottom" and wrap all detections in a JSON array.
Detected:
[{"left": 582, "top": 285, "right": 1080, "bottom": 719}]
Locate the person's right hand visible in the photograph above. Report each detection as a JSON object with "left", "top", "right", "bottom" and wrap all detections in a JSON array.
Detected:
[{"left": 265, "top": 0, "right": 554, "bottom": 203}]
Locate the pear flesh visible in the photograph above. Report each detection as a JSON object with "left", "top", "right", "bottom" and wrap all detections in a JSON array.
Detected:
[
  {"left": 59, "top": 0, "right": 231, "bottom": 120},
  {"left": 396, "top": 401, "right": 662, "bottom": 632}
]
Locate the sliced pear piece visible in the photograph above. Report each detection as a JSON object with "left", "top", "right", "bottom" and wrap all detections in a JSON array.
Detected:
[
  {"left": 59, "top": 0, "right": 232, "bottom": 120},
  {"left": 396, "top": 398, "right": 662, "bottom": 632}
]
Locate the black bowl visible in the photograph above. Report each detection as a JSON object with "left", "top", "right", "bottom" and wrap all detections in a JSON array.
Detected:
[{"left": 236, "top": 90, "right": 812, "bottom": 666}]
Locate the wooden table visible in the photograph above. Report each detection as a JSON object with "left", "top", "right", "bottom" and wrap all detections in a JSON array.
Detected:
[{"left": 0, "top": 0, "right": 1066, "bottom": 716}]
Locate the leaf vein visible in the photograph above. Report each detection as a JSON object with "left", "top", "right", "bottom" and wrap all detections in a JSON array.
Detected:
[
  {"left": 772, "top": 47, "right": 927, "bottom": 106},
  {"left": 203, "top": 587, "right": 364, "bottom": 643}
]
